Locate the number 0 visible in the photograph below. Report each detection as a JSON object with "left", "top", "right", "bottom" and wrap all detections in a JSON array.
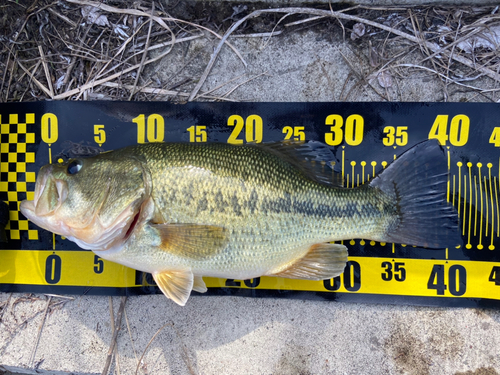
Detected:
[
  {"left": 41, "top": 113, "right": 59, "bottom": 145},
  {"left": 45, "top": 254, "right": 62, "bottom": 284}
]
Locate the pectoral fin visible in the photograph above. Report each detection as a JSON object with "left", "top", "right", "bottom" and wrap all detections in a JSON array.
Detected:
[
  {"left": 153, "top": 269, "right": 194, "bottom": 306},
  {"left": 152, "top": 223, "right": 229, "bottom": 260},
  {"left": 269, "top": 243, "right": 348, "bottom": 280}
]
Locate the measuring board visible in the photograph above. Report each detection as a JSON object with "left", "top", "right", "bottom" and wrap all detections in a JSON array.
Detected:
[{"left": 0, "top": 102, "right": 499, "bottom": 308}]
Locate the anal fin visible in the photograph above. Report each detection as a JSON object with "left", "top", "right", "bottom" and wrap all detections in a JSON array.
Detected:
[
  {"left": 153, "top": 269, "right": 194, "bottom": 306},
  {"left": 193, "top": 276, "right": 207, "bottom": 293},
  {"left": 270, "top": 243, "right": 348, "bottom": 280}
]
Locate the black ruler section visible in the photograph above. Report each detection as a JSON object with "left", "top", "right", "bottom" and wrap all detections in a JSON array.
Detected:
[{"left": 0, "top": 102, "right": 499, "bottom": 308}]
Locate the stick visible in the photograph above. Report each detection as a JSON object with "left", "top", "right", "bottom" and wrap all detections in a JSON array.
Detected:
[
  {"left": 134, "top": 322, "right": 173, "bottom": 375},
  {"left": 38, "top": 45, "right": 54, "bottom": 98},
  {"left": 101, "top": 296, "right": 127, "bottom": 375},
  {"left": 128, "top": 3, "right": 156, "bottom": 101},
  {"left": 29, "top": 296, "right": 52, "bottom": 368}
]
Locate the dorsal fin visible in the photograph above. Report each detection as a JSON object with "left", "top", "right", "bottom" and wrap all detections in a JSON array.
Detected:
[{"left": 252, "top": 141, "right": 343, "bottom": 187}]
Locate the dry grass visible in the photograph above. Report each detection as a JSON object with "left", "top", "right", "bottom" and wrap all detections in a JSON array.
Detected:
[{"left": 1, "top": 1, "right": 500, "bottom": 103}]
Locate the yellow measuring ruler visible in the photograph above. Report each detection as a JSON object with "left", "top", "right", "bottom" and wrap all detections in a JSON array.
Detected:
[
  {"left": 1, "top": 250, "right": 498, "bottom": 300},
  {"left": 0, "top": 102, "right": 499, "bottom": 307}
]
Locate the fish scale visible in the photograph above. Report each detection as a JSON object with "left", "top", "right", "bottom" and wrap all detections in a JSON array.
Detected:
[
  {"left": 119, "top": 143, "right": 392, "bottom": 271},
  {"left": 21, "top": 140, "right": 461, "bottom": 305}
]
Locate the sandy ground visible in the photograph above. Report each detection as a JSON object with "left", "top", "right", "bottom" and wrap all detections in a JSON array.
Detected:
[{"left": 1, "top": 2, "right": 500, "bottom": 374}]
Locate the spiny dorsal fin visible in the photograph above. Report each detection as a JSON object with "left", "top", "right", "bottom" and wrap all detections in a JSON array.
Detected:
[
  {"left": 252, "top": 141, "right": 343, "bottom": 187},
  {"left": 269, "top": 243, "right": 348, "bottom": 280},
  {"left": 153, "top": 269, "right": 193, "bottom": 306},
  {"left": 152, "top": 223, "right": 229, "bottom": 260}
]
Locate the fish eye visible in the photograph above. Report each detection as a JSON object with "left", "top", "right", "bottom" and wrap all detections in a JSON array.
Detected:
[{"left": 67, "top": 160, "right": 82, "bottom": 175}]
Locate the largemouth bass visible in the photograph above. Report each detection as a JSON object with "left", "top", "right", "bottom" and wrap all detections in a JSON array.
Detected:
[{"left": 20, "top": 140, "right": 460, "bottom": 305}]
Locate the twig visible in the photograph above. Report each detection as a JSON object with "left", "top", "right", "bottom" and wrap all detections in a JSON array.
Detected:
[
  {"left": 124, "top": 309, "right": 139, "bottom": 367},
  {"left": 16, "top": 60, "right": 52, "bottom": 97},
  {"left": 62, "top": 22, "right": 93, "bottom": 90},
  {"left": 101, "top": 296, "right": 127, "bottom": 375},
  {"left": 135, "top": 322, "right": 173, "bottom": 375},
  {"left": 29, "top": 296, "right": 51, "bottom": 368},
  {"left": 338, "top": 48, "right": 387, "bottom": 101},
  {"left": 0, "top": 293, "right": 12, "bottom": 324},
  {"left": 221, "top": 72, "right": 269, "bottom": 99},
  {"left": 38, "top": 45, "right": 54, "bottom": 98},
  {"left": 382, "top": 63, "right": 500, "bottom": 94},
  {"left": 284, "top": 15, "right": 325, "bottom": 27},
  {"left": 231, "top": 31, "right": 282, "bottom": 38},
  {"left": 43, "top": 294, "right": 75, "bottom": 300},
  {"left": 129, "top": 3, "right": 156, "bottom": 100},
  {"left": 101, "top": 82, "right": 238, "bottom": 101},
  {"left": 54, "top": 40, "right": 181, "bottom": 99},
  {"left": 2, "top": 15, "right": 30, "bottom": 101},
  {"left": 47, "top": 7, "right": 77, "bottom": 27},
  {"left": 95, "top": 34, "right": 202, "bottom": 82},
  {"left": 95, "top": 8, "right": 162, "bottom": 82},
  {"left": 195, "top": 73, "right": 248, "bottom": 99}
]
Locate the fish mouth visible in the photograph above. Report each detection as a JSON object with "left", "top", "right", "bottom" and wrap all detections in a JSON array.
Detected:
[
  {"left": 20, "top": 166, "right": 69, "bottom": 231},
  {"left": 20, "top": 168, "right": 145, "bottom": 250}
]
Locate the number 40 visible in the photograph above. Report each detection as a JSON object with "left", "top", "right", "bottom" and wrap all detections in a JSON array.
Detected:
[{"left": 428, "top": 114, "right": 469, "bottom": 146}]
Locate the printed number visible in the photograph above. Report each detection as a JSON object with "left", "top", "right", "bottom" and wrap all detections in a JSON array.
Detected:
[
  {"left": 381, "top": 261, "right": 406, "bottom": 281},
  {"left": 382, "top": 126, "right": 408, "bottom": 146},
  {"left": 244, "top": 278, "right": 260, "bottom": 288},
  {"left": 133, "top": 114, "right": 165, "bottom": 144},
  {"left": 93, "top": 255, "right": 104, "bottom": 274},
  {"left": 45, "top": 254, "right": 62, "bottom": 284},
  {"left": 282, "top": 126, "right": 305, "bottom": 141},
  {"left": 428, "top": 114, "right": 469, "bottom": 146},
  {"left": 225, "top": 278, "right": 261, "bottom": 288},
  {"left": 324, "top": 114, "right": 364, "bottom": 146},
  {"left": 187, "top": 125, "right": 207, "bottom": 142},
  {"left": 41, "top": 113, "right": 58, "bottom": 145},
  {"left": 323, "top": 261, "right": 361, "bottom": 292},
  {"left": 489, "top": 266, "right": 500, "bottom": 285},
  {"left": 94, "top": 125, "right": 106, "bottom": 146},
  {"left": 427, "top": 264, "right": 467, "bottom": 296},
  {"left": 227, "top": 115, "right": 263, "bottom": 144},
  {"left": 489, "top": 127, "right": 500, "bottom": 147}
]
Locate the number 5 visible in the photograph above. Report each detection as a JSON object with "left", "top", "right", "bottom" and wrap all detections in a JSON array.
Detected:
[{"left": 94, "top": 125, "right": 106, "bottom": 146}]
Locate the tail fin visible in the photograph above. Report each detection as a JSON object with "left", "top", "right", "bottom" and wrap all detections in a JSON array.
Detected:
[{"left": 369, "top": 140, "right": 461, "bottom": 249}]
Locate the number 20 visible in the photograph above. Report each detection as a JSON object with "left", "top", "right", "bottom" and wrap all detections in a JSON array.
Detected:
[{"left": 227, "top": 115, "right": 263, "bottom": 144}]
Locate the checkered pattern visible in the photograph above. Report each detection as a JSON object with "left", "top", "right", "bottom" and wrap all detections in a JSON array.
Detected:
[{"left": 0, "top": 113, "right": 38, "bottom": 240}]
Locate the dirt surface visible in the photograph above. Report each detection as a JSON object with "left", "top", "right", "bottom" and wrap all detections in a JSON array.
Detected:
[{"left": 1, "top": 1, "right": 500, "bottom": 102}]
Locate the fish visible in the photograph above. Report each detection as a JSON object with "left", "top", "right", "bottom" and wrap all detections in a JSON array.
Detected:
[{"left": 20, "top": 140, "right": 461, "bottom": 306}]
